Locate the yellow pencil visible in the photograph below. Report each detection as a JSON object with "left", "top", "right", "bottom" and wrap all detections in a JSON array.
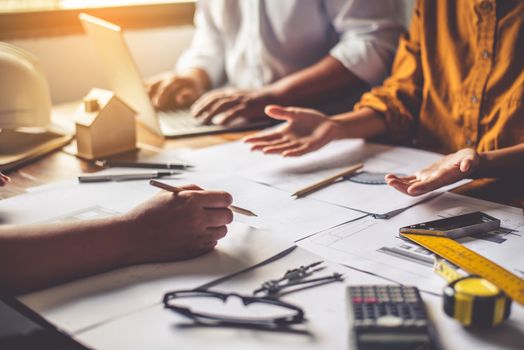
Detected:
[
  {"left": 150, "top": 180, "right": 257, "bottom": 217},
  {"left": 291, "top": 163, "right": 364, "bottom": 199}
]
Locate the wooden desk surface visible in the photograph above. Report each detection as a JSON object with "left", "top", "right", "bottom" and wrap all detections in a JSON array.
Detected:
[{"left": 2, "top": 103, "right": 523, "bottom": 211}]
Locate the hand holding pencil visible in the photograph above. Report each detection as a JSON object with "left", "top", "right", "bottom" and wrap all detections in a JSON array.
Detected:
[{"left": 150, "top": 180, "right": 257, "bottom": 217}]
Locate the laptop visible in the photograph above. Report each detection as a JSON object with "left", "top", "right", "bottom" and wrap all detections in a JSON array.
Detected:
[{"left": 79, "top": 13, "right": 271, "bottom": 138}]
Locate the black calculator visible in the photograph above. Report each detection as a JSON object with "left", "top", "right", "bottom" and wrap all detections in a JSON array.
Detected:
[{"left": 347, "top": 285, "right": 437, "bottom": 350}]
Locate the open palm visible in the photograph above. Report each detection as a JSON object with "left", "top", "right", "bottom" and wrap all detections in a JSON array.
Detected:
[
  {"left": 244, "top": 105, "right": 338, "bottom": 157},
  {"left": 386, "top": 148, "right": 480, "bottom": 196}
]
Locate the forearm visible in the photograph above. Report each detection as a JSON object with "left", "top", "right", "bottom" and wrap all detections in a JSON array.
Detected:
[
  {"left": 267, "top": 55, "right": 367, "bottom": 106},
  {"left": 476, "top": 143, "right": 524, "bottom": 178},
  {"left": 330, "top": 107, "right": 387, "bottom": 140},
  {"left": 0, "top": 216, "right": 135, "bottom": 294}
]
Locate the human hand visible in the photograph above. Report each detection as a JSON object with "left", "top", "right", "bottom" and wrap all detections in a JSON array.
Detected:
[
  {"left": 147, "top": 73, "right": 205, "bottom": 110},
  {"left": 191, "top": 88, "right": 274, "bottom": 125},
  {"left": 125, "top": 184, "right": 234, "bottom": 263},
  {"left": 243, "top": 105, "right": 339, "bottom": 157},
  {"left": 385, "top": 148, "right": 480, "bottom": 196},
  {"left": 0, "top": 172, "right": 10, "bottom": 186}
]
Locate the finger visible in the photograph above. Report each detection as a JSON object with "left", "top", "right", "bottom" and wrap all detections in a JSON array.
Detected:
[
  {"left": 406, "top": 171, "right": 454, "bottom": 196},
  {"left": 244, "top": 130, "right": 285, "bottom": 144},
  {"left": 206, "top": 98, "right": 240, "bottom": 121},
  {"left": 220, "top": 106, "right": 246, "bottom": 125},
  {"left": 0, "top": 172, "right": 10, "bottom": 183},
  {"left": 191, "top": 92, "right": 224, "bottom": 118},
  {"left": 191, "top": 190, "right": 233, "bottom": 208},
  {"left": 385, "top": 174, "right": 417, "bottom": 181},
  {"left": 264, "top": 105, "right": 318, "bottom": 122},
  {"left": 459, "top": 156, "right": 475, "bottom": 173},
  {"left": 282, "top": 142, "right": 319, "bottom": 157},
  {"left": 386, "top": 177, "right": 414, "bottom": 195},
  {"left": 147, "top": 80, "right": 161, "bottom": 98},
  {"left": 175, "top": 88, "right": 198, "bottom": 107},
  {"left": 385, "top": 174, "right": 402, "bottom": 181},
  {"left": 249, "top": 138, "right": 290, "bottom": 151},
  {"left": 206, "top": 225, "right": 228, "bottom": 240},
  {"left": 155, "top": 80, "right": 188, "bottom": 109},
  {"left": 262, "top": 141, "right": 301, "bottom": 155},
  {"left": 191, "top": 92, "right": 217, "bottom": 114},
  {"left": 176, "top": 90, "right": 191, "bottom": 105},
  {"left": 387, "top": 175, "right": 418, "bottom": 185},
  {"left": 282, "top": 137, "right": 327, "bottom": 157},
  {"left": 199, "top": 240, "right": 218, "bottom": 250},
  {"left": 204, "top": 208, "right": 234, "bottom": 226},
  {"left": 264, "top": 105, "right": 300, "bottom": 122},
  {"left": 196, "top": 97, "right": 225, "bottom": 124},
  {"left": 178, "top": 184, "right": 204, "bottom": 191}
]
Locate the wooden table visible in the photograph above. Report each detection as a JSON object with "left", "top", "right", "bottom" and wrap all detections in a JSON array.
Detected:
[{"left": 2, "top": 103, "right": 523, "bottom": 211}]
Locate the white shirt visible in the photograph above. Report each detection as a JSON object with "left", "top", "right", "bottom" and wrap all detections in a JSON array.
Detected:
[{"left": 176, "top": 0, "right": 411, "bottom": 89}]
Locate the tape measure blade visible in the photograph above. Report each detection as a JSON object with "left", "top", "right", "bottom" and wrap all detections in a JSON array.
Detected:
[{"left": 402, "top": 233, "right": 524, "bottom": 306}]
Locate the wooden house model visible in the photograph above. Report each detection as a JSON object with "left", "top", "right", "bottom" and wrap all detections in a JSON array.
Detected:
[{"left": 75, "top": 88, "right": 136, "bottom": 159}]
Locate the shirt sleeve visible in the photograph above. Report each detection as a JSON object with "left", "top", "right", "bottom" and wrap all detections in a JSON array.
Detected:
[
  {"left": 326, "top": 0, "right": 411, "bottom": 87},
  {"left": 175, "top": 0, "right": 226, "bottom": 88},
  {"left": 354, "top": 0, "right": 423, "bottom": 142}
]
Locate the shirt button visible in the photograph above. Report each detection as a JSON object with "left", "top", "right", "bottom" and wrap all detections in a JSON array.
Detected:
[
  {"left": 480, "top": 1, "right": 493, "bottom": 11},
  {"left": 482, "top": 50, "right": 490, "bottom": 59},
  {"left": 471, "top": 95, "right": 479, "bottom": 104}
]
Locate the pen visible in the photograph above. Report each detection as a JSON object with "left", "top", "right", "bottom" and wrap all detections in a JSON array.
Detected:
[
  {"left": 149, "top": 179, "right": 257, "bottom": 217},
  {"left": 95, "top": 160, "right": 194, "bottom": 170},
  {"left": 79, "top": 171, "right": 179, "bottom": 183},
  {"left": 291, "top": 163, "right": 364, "bottom": 198}
]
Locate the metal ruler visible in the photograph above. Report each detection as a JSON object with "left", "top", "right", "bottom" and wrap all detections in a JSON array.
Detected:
[{"left": 401, "top": 233, "right": 524, "bottom": 306}]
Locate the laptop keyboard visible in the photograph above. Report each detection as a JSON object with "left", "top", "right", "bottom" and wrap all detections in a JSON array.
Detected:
[
  {"left": 158, "top": 109, "right": 226, "bottom": 134},
  {"left": 157, "top": 109, "right": 273, "bottom": 137}
]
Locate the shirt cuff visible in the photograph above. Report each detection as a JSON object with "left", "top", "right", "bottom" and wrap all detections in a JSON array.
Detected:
[
  {"left": 330, "top": 40, "right": 392, "bottom": 87},
  {"left": 354, "top": 90, "right": 416, "bottom": 142}
]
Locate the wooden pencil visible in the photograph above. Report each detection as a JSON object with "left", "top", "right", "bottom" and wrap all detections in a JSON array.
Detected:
[{"left": 291, "top": 163, "right": 364, "bottom": 199}]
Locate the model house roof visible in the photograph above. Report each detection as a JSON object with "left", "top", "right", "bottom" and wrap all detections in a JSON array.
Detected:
[{"left": 75, "top": 88, "right": 135, "bottom": 127}]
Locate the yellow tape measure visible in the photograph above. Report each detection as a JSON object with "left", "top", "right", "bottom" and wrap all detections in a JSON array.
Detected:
[
  {"left": 400, "top": 233, "right": 524, "bottom": 306},
  {"left": 434, "top": 258, "right": 511, "bottom": 327}
]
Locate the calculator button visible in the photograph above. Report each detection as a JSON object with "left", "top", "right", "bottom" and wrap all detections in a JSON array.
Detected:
[
  {"left": 362, "top": 319, "right": 375, "bottom": 326},
  {"left": 376, "top": 315, "right": 404, "bottom": 327},
  {"left": 414, "top": 320, "right": 427, "bottom": 327},
  {"left": 403, "top": 319, "right": 415, "bottom": 326}
]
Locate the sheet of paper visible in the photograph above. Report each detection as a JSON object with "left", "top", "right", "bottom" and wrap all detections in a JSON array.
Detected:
[
  {"left": 76, "top": 246, "right": 524, "bottom": 350},
  {"left": 19, "top": 221, "right": 293, "bottom": 334},
  {"left": 187, "top": 175, "right": 366, "bottom": 242},
  {"left": 180, "top": 139, "right": 468, "bottom": 216},
  {"left": 75, "top": 247, "right": 388, "bottom": 350},
  {"left": 13, "top": 165, "right": 364, "bottom": 243},
  {"left": 26, "top": 139, "right": 466, "bottom": 218},
  {"left": 298, "top": 192, "right": 524, "bottom": 295},
  {"left": 0, "top": 180, "right": 158, "bottom": 224},
  {"left": 1, "top": 181, "right": 293, "bottom": 333}
]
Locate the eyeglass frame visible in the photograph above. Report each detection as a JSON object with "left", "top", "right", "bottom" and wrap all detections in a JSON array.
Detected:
[{"left": 163, "top": 289, "right": 305, "bottom": 329}]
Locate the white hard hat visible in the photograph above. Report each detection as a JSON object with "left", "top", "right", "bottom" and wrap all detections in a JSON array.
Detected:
[{"left": 0, "top": 42, "right": 51, "bottom": 129}]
